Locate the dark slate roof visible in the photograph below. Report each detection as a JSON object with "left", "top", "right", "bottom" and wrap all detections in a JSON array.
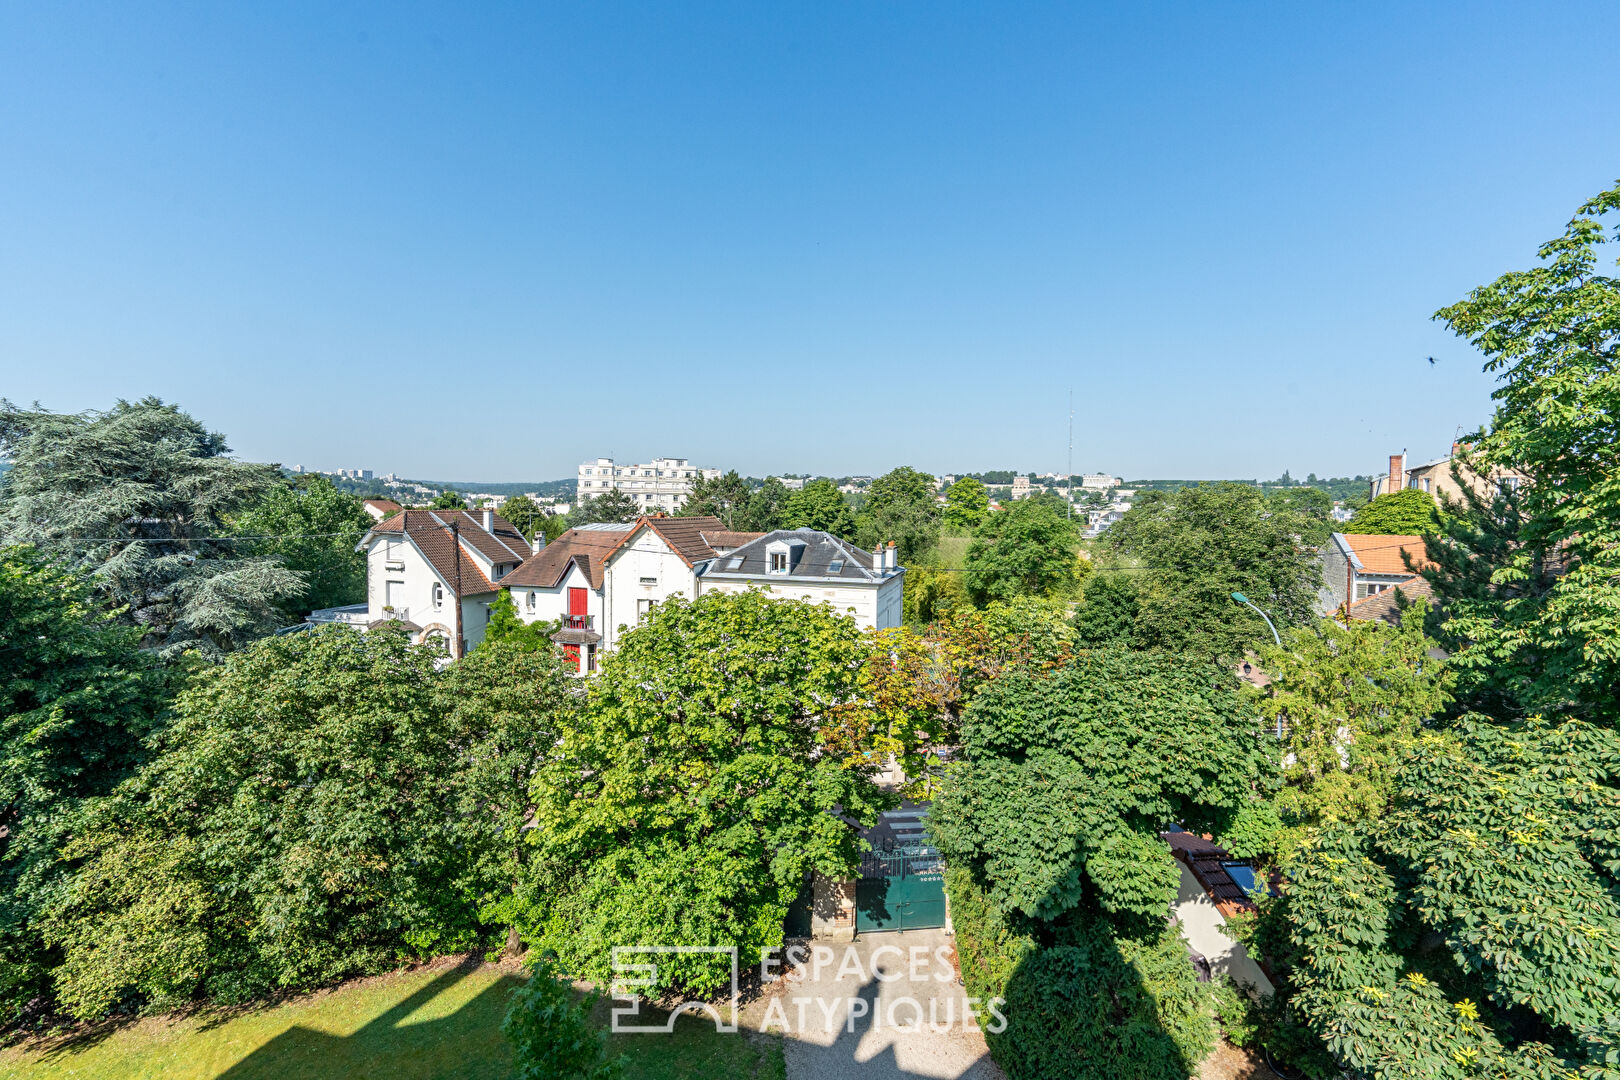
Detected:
[{"left": 695, "top": 529, "right": 889, "bottom": 584}]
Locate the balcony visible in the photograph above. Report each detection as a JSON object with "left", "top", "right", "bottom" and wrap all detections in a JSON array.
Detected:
[
  {"left": 551, "top": 613, "right": 601, "bottom": 647},
  {"left": 561, "top": 614, "right": 593, "bottom": 630}
]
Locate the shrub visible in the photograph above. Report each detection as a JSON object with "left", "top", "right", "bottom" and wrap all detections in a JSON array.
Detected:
[{"left": 504, "top": 960, "right": 621, "bottom": 1080}]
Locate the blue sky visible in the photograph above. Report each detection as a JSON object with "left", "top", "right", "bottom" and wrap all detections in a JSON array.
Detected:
[{"left": 3, "top": 3, "right": 1617, "bottom": 482}]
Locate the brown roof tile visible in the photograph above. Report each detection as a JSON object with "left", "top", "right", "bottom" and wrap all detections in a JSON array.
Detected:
[
  {"left": 501, "top": 526, "right": 630, "bottom": 590},
  {"left": 1340, "top": 533, "right": 1433, "bottom": 575},
  {"left": 364, "top": 498, "right": 403, "bottom": 514},
  {"left": 365, "top": 510, "right": 503, "bottom": 598},
  {"left": 1347, "top": 576, "right": 1434, "bottom": 625},
  {"left": 603, "top": 515, "right": 730, "bottom": 566},
  {"left": 701, "top": 530, "right": 766, "bottom": 551}
]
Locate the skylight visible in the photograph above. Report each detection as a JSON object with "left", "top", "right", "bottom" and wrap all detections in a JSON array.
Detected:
[
  {"left": 727, "top": 556, "right": 744, "bottom": 569},
  {"left": 827, "top": 560, "right": 844, "bottom": 573}
]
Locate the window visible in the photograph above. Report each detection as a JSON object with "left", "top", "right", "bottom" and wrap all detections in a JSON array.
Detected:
[
  {"left": 1222, "top": 862, "right": 1261, "bottom": 896},
  {"left": 639, "top": 576, "right": 657, "bottom": 586},
  {"left": 637, "top": 598, "right": 655, "bottom": 621},
  {"left": 433, "top": 582, "right": 444, "bottom": 609},
  {"left": 385, "top": 579, "right": 405, "bottom": 608},
  {"left": 525, "top": 591, "right": 536, "bottom": 612},
  {"left": 1356, "top": 582, "right": 1392, "bottom": 600},
  {"left": 727, "top": 556, "right": 744, "bottom": 569},
  {"left": 770, "top": 552, "right": 787, "bottom": 572},
  {"left": 827, "top": 559, "right": 843, "bottom": 573},
  {"left": 586, "top": 645, "right": 597, "bottom": 673}
]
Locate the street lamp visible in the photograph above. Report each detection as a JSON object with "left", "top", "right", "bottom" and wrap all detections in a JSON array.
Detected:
[{"left": 1231, "top": 592, "right": 1281, "bottom": 647}]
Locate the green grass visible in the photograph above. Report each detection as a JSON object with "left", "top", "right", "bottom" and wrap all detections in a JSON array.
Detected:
[{"left": 0, "top": 960, "right": 783, "bottom": 1080}]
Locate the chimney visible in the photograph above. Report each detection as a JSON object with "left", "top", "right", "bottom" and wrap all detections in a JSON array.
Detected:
[
  {"left": 886, "top": 540, "right": 897, "bottom": 570},
  {"left": 481, "top": 509, "right": 494, "bottom": 532},
  {"left": 1387, "top": 454, "right": 1404, "bottom": 494}
]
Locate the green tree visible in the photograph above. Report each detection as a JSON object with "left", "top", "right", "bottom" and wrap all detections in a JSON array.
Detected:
[
  {"left": 1106, "top": 483, "right": 1322, "bottom": 657},
  {"left": 525, "top": 591, "right": 890, "bottom": 994},
  {"left": 1266, "top": 486, "right": 1334, "bottom": 545},
  {"left": 737, "top": 476, "right": 789, "bottom": 532},
  {"left": 678, "top": 470, "right": 751, "bottom": 528},
  {"left": 570, "top": 487, "right": 639, "bottom": 526},
  {"left": 484, "top": 591, "right": 555, "bottom": 652},
  {"left": 430, "top": 489, "right": 469, "bottom": 509},
  {"left": 963, "top": 495, "right": 1079, "bottom": 606},
  {"left": 0, "top": 548, "right": 167, "bottom": 1019},
  {"left": 943, "top": 477, "right": 990, "bottom": 532},
  {"left": 499, "top": 495, "right": 544, "bottom": 541},
  {"left": 1070, "top": 571, "right": 1142, "bottom": 647},
  {"left": 1262, "top": 717, "right": 1620, "bottom": 1078},
  {"left": 504, "top": 960, "right": 622, "bottom": 1080},
  {"left": 40, "top": 627, "right": 559, "bottom": 1016},
  {"left": 1243, "top": 607, "right": 1454, "bottom": 852},
  {"left": 1431, "top": 182, "right": 1620, "bottom": 726},
  {"left": 1345, "top": 488, "right": 1440, "bottom": 535},
  {"left": 782, "top": 478, "right": 856, "bottom": 539},
  {"left": 0, "top": 398, "right": 304, "bottom": 659},
  {"left": 858, "top": 466, "right": 940, "bottom": 563},
  {"left": 234, "top": 474, "right": 372, "bottom": 618}
]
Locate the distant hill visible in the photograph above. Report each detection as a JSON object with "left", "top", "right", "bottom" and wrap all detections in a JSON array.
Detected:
[{"left": 417, "top": 479, "right": 575, "bottom": 499}]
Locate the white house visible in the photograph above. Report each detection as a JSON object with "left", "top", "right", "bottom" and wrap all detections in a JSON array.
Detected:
[
  {"left": 695, "top": 529, "right": 905, "bottom": 631},
  {"left": 354, "top": 508, "right": 534, "bottom": 658},
  {"left": 500, "top": 517, "right": 904, "bottom": 674}
]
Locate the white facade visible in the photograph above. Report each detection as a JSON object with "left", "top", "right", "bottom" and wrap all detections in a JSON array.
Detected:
[
  {"left": 1080, "top": 473, "right": 1122, "bottom": 491},
  {"left": 696, "top": 577, "right": 902, "bottom": 629},
  {"left": 363, "top": 531, "right": 496, "bottom": 655},
  {"left": 601, "top": 528, "right": 704, "bottom": 649},
  {"left": 576, "top": 457, "right": 721, "bottom": 513}
]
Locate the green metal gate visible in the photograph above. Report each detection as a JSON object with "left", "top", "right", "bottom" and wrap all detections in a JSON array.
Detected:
[{"left": 855, "top": 846, "right": 947, "bottom": 933}]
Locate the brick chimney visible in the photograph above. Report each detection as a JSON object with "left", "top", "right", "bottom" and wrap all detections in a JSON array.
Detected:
[{"left": 1387, "top": 454, "right": 1404, "bottom": 494}]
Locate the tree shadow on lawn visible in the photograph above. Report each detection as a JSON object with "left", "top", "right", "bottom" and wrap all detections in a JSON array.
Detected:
[{"left": 215, "top": 958, "right": 524, "bottom": 1080}]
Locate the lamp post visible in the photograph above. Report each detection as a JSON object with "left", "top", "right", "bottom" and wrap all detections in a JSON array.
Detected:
[{"left": 1231, "top": 591, "right": 1281, "bottom": 647}]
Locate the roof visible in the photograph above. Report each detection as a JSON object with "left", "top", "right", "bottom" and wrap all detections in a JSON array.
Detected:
[
  {"left": 701, "top": 529, "right": 765, "bottom": 551},
  {"left": 593, "top": 515, "right": 733, "bottom": 567},
  {"left": 1347, "top": 576, "right": 1434, "bottom": 625},
  {"left": 1334, "top": 533, "right": 1432, "bottom": 576},
  {"left": 364, "top": 498, "right": 403, "bottom": 513},
  {"left": 696, "top": 529, "right": 890, "bottom": 584},
  {"left": 362, "top": 509, "right": 508, "bottom": 597},
  {"left": 500, "top": 525, "right": 631, "bottom": 590}
]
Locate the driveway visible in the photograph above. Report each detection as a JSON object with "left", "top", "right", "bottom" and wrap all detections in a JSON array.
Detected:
[{"left": 750, "top": 929, "right": 1005, "bottom": 1080}]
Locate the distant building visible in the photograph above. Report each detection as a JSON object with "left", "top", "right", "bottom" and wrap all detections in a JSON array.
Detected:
[
  {"left": 577, "top": 457, "right": 720, "bottom": 514},
  {"left": 776, "top": 477, "right": 808, "bottom": 491},
  {"left": 1079, "top": 473, "right": 1121, "bottom": 492},
  {"left": 362, "top": 498, "right": 403, "bottom": 521},
  {"left": 1317, "top": 533, "right": 1434, "bottom": 616},
  {"left": 1370, "top": 447, "right": 1525, "bottom": 503},
  {"left": 1011, "top": 476, "right": 1032, "bottom": 499}
]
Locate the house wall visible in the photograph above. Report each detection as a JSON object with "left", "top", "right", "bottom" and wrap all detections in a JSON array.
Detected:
[
  {"left": 1317, "top": 543, "right": 1352, "bottom": 615},
  {"left": 603, "top": 530, "right": 699, "bottom": 648},
  {"left": 697, "top": 578, "right": 884, "bottom": 629},
  {"left": 364, "top": 534, "right": 492, "bottom": 655},
  {"left": 509, "top": 562, "right": 604, "bottom": 629}
]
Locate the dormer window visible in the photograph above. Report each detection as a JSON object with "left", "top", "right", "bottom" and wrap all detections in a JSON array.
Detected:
[{"left": 769, "top": 552, "right": 787, "bottom": 572}]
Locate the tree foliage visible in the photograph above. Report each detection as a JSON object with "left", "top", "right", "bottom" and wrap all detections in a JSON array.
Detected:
[
  {"left": 1070, "top": 571, "right": 1142, "bottom": 648},
  {"left": 1106, "top": 482, "right": 1323, "bottom": 657},
  {"left": 504, "top": 960, "right": 621, "bottom": 1080},
  {"left": 39, "top": 629, "right": 575, "bottom": 1017},
  {"left": 524, "top": 591, "right": 890, "bottom": 994},
  {"left": 0, "top": 547, "right": 168, "bottom": 1020},
  {"left": 234, "top": 474, "right": 372, "bottom": 618},
  {"left": 944, "top": 477, "right": 990, "bottom": 532},
  {"left": 677, "top": 470, "right": 752, "bottom": 529},
  {"left": 781, "top": 478, "right": 856, "bottom": 539},
  {"left": 1431, "top": 182, "right": 1620, "bottom": 728},
  {"left": 485, "top": 590, "right": 556, "bottom": 653},
  {"left": 963, "top": 495, "right": 1080, "bottom": 606},
  {"left": 857, "top": 466, "right": 940, "bottom": 564},
  {"left": 0, "top": 398, "right": 304, "bottom": 658},
  {"left": 430, "top": 489, "right": 469, "bottom": 509},
  {"left": 570, "top": 487, "right": 639, "bottom": 526},
  {"left": 499, "top": 495, "right": 544, "bottom": 541},
  {"left": 738, "top": 476, "right": 790, "bottom": 533},
  {"left": 1243, "top": 607, "right": 1454, "bottom": 852},
  {"left": 1345, "top": 488, "right": 1441, "bottom": 535}
]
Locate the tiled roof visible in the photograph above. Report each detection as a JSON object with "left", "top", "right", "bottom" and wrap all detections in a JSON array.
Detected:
[
  {"left": 701, "top": 530, "right": 766, "bottom": 551},
  {"left": 364, "top": 498, "right": 403, "bottom": 513},
  {"left": 1338, "top": 533, "right": 1433, "bottom": 575},
  {"left": 362, "top": 510, "right": 503, "bottom": 598},
  {"left": 601, "top": 515, "right": 731, "bottom": 567},
  {"left": 1347, "top": 576, "right": 1434, "bottom": 625},
  {"left": 501, "top": 526, "right": 631, "bottom": 590},
  {"left": 432, "top": 510, "right": 532, "bottom": 565}
]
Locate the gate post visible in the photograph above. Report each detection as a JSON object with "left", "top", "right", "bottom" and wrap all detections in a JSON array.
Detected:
[{"left": 810, "top": 873, "right": 857, "bottom": 941}]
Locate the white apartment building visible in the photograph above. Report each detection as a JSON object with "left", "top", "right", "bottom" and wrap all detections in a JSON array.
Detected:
[
  {"left": 576, "top": 457, "right": 721, "bottom": 513},
  {"left": 1080, "top": 473, "right": 1122, "bottom": 491}
]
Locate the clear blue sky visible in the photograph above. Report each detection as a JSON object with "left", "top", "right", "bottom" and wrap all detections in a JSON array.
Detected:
[{"left": 3, "top": 3, "right": 1617, "bottom": 482}]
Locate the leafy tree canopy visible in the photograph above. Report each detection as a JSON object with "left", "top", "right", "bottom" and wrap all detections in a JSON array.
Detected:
[
  {"left": 485, "top": 590, "right": 555, "bottom": 652},
  {"left": 963, "top": 494, "right": 1080, "bottom": 606},
  {"left": 41, "top": 629, "right": 575, "bottom": 1017},
  {"left": 498, "top": 495, "right": 544, "bottom": 541},
  {"left": 0, "top": 397, "right": 304, "bottom": 658},
  {"left": 1430, "top": 182, "right": 1620, "bottom": 726},
  {"left": 525, "top": 591, "right": 891, "bottom": 994},
  {"left": 677, "top": 470, "right": 752, "bottom": 529},
  {"left": 233, "top": 474, "right": 372, "bottom": 618},
  {"left": 1106, "top": 482, "right": 1323, "bottom": 658},
  {"left": 430, "top": 489, "right": 469, "bottom": 509},
  {"left": 1345, "top": 488, "right": 1441, "bottom": 535},
  {"left": 1070, "top": 570, "right": 1142, "bottom": 648},
  {"left": 857, "top": 466, "right": 940, "bottom": 564},
  {"left": 943, "top": 476, "right": 990, "bottom": 532},
  {"left": 0, "top": 547, "right": 168, "bottom": 1019},
  {"left": 570, "top": 487, "right": 639, "bottom": 526},
  {"left": 781, "top": 478, "right": 856, "bottom": 539},
  {"left": 737, "top": 476, "right": 790, "bottom": 533}
]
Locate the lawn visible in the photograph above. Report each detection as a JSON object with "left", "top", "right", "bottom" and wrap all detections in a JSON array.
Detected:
[{"left": 0, "top": 958, "right": 784, "bottom": 1080}]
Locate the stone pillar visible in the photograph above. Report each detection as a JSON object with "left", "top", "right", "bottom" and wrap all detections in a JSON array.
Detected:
[{"left": 809, "top": 873, "right": 857, "bottom": 942}]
